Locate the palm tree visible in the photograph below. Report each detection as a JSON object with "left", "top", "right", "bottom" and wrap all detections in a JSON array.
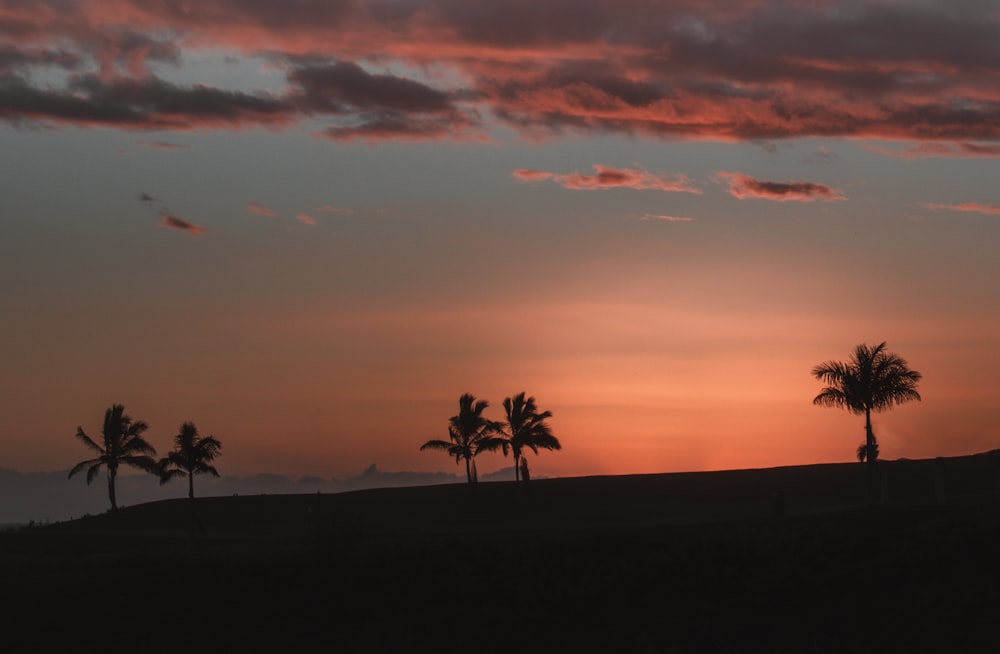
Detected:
[
  {"left": 68, "top": 404, "right": 159, "bottom": 511},
  {"left": 812, "top": 342, "right": 922, "bottom": 497},
  {"left": 420, "top": 393, "right": 502, "bottom": 484},
  {"left": 491, "top": 392, "right": 561, "bottom": 483},
  {"left": 159, "top": 422, "right": 222, "bottom": 500}
]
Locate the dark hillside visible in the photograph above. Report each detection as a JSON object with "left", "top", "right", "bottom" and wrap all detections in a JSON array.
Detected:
[
  {"left": 2, "top": 454, "right": 998, "bottom": 652},
  {"left": 26, "top": 453, "right": 999, "bottom": 544}
]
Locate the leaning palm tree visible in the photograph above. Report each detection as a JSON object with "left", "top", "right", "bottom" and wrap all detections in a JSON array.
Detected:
[
  {"left": 159, "top": 422, "right": 222, "bottom": 500},
  {"left": 490, "top": 392, "right": 561, "bottom": 483},
  {"left": 812, "top": 342, "right": 921, "bottom": 497},
  {"left": 69, "top": 404, "right": 160, "bottom": 511},
  {"left": 420, "top": 393, "right": 502, "bottom": 484}
]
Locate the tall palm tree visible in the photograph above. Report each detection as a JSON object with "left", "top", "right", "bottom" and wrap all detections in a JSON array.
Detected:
[
  {"left": 812, "top": 342, "right": 922, "bottom": 496},
  {"left": 68, "top": 404, "right": 159, "bottom": 511},
  {"left": 159, "top": 422, "right": 222, "bottom": 500},
  {"left": 420, "top": 393, "right": 501, "bottom": 484},
  {"left": 491, "top": 392, "right": 561, "bottom": 483}
]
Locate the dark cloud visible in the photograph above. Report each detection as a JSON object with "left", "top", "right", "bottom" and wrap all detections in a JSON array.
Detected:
[
  {"left": 0, "top": 44, "right": 81, "bottom": 73},
  {"left": 160, "top": 214, "right": 207, "bottom": 235},
  {"left": 289, "top": 60, "right": 455, "bottom": 113},
  {"left": 289, "top": 59, "right": 481, "bottom": 140},
  {"left": 716, "top": 171, "right": 846, "bottom": 202},
  {"left": 318, "top": 112, "right": 477, "bottom": 141},
  {"left": 1, "top": 1, "right": 999, "bottom": 145},
  {"left": 514, "top": 165, "right": 701, "bottom": 193},
  {"left": 0, "top": 72, "right": 293, "bottom": 129}
]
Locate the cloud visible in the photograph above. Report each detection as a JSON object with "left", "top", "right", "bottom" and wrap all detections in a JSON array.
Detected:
[
  {"left": 287, "top": 59, "right": 482, "bottom": 141},
  {"left": 2, "top": 1, "right": 1000, "bottom": 144},
  {"left": 863, "top": 142, "right": 1000, "bottom": 159},
  {"left": 0, "top": 43, "right": 81, "bottom": 73},
  {"left": 513, "top": 165, "right": 701, "bottom": 193},
  {"left": 160, "top": 214, "right": 207, "bottom": 235},
  {"left": 641, "top": 214, "right": 693, "bottom": 222},
  {"left": 0, "top": 72, "right": 295, "bottom": 130},
  {"left": 296, "top": 212, "right": 316, "bottom": 225},
  {"left": 924, "top": 202, "right": 1000, "bottom": 215},
  {"left": 715, "top": 171, "right": 846, "bottom": 202},
  {"left": 247, "top": 201, "right": 275, "bottom": 217},
  {"left": 511, "top": 169, "right": 554, "bottom": 183}
]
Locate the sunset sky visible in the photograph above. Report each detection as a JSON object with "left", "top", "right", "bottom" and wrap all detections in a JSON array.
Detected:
[{"left": 2, "top": 0, "right": 999, "bottom": 485}]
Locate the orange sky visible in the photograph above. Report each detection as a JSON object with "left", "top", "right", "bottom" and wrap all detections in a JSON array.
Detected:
[{"left": 2, "top": 1, "right": 999, "bottom": 482}]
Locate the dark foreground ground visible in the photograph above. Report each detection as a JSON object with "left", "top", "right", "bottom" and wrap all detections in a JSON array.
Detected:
[{"left": 2, "top": 455, "right": 999, "bottom": 653}]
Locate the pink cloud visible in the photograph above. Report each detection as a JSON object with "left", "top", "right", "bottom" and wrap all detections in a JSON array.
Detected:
[
  {"left": 160, "top": 214, "right": 207, "bottom": 236},
  {"left": 512, "top": 169, "right": 554, "bottom": 183},
  {"left": 864, "top": 142, "right": 1000, "bottom": 159},
  {"left": 2, "top": 1, "right": 1000, "bottom": 144},
  {"left": 715, "top": 172, "right": 846, "bottom": 202},
  {"left": 924, "top": 202, "right": 1000, "bottom": 215},
  {"left": 514, "top": 165, "right": 701, "bottom": 193},
  {"left": 296, "top": 212, "right": 316, "bottom": 225},
  {"left": 247, "top": 201, "right": 275, "bottom": 217}
]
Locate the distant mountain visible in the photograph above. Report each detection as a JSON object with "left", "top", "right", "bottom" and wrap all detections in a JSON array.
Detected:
[{"left": 0, "top": 464, "right": 516, "bottom": 524}]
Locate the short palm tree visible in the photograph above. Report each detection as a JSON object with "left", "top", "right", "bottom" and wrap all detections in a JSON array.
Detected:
[
  {"left": 491, "top": 392, "right": 561, "bottom": 483},
  {"left": 69, "top": 404, "right": 159, "bottom": 511},
  {"left": 812, "top": 342, "right": 921, "bottom": 496},
  {"left": 159, "top": 422, "right": 222, "bottom": 500},
  {"left": 420, "top": 393, "right": 502, "bottom": 484}
]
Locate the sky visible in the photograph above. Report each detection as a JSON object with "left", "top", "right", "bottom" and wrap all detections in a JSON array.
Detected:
[{"left": 2, "top": 0, "right": 1000, "bottom": 497}]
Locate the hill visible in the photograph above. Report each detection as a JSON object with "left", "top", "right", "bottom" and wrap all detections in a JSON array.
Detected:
[
  {"left": 21, "top": 451, "right": 1000, "bottom": 541},
  {"left": 2, "top": 454, "right": 999, "bottom": 652}
]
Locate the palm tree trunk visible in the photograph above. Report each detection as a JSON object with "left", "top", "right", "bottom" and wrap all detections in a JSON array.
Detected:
[
  {"left": 107, "top": 467, "right": 118, "bottom": 511},
  {"left": 465, "top": 457, "right": 472, "bottom": 484},
  {"left": 514, "top": 453, "right": 520, "bottom": 482},
  {"left": 188, "top": 473, "right": 194, "bottom": 500},
  {"left": 865, "top": 408, "right": 878, "bottom": 502}
]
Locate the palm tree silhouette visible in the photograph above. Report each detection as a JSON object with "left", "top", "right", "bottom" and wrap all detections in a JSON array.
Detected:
[
  {"left": 492, "top": 392, "right": 561, "bottom": 483},
  {"left": 68, "top": 404, "right": 159, "bottom": 511},
  {"left": 420, "top": 393, "right": 502, "bottom": 484},
  {"left": 159, "top": 422, "right": 222, "bottom": 500},
  {"left": 812, "top": 342, "right": 921, "bottom": 497}
]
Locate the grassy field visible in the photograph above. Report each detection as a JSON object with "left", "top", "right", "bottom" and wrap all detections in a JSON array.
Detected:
[{"left": 2, "top": 455, "right": 999, "bottom": 652}]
